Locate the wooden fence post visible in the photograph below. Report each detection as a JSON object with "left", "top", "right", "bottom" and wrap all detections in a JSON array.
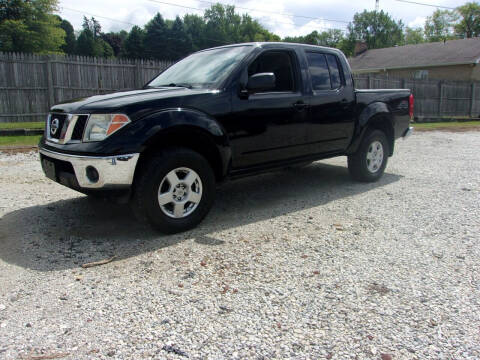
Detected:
[
  {"left": 135, "top": 60, "right": 142, "bottom": 89},
  {"left": 438, "top": 81, "right": 444, "bottom": 118},
  {"left": 45, "top": 56, "right": 55, "bottom": 108},
  {"left": 471, "top": 83, "right": 476, "bottom": 118}
]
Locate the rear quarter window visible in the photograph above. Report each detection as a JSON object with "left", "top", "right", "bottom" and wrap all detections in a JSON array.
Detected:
[{"left": 325, "top": 54, "right": 342, "bottom": 89}]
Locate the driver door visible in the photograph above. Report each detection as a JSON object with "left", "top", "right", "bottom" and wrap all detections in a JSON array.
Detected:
[{"left": 226, "top": 49, "right": 309, "bottom": 169}]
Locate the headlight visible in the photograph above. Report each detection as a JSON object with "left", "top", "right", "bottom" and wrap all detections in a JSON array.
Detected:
[{"left": 83, "top": 114, "right": 131, "bottom": 142}]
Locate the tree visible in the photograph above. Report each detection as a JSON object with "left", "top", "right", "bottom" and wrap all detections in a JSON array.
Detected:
[
  {"left": 76, "top": 17, "right": 112, "bottom": 57},
  {"left": 204, "top": 4, "right": 241, "bottom": 46},
  {"left": 239, "top": 14, "right": 278, "bottom": 42},
  {"left": 284, "top": 29, "right": 344, "bottom": 47},
  {"left": 455, "top": 2, "right": 480, "bottom": 38},
  {"left": 101, "top": 40, "right": 114, "bottom": 58},
  {"left": 184, "top": 14, "right": 207, "bottom": 51},
  {"left": 168, "top": 16, "right": 192, "bottom": 60},
  {"left": 348, "top": 10, "right": 404, "bottom": 50},
  {"left": 317, "top": 29, "right": 345, "bottom": 47},
  {"left": 59, "top": 17, "right": 76, "bottom": 54},
  {"left": 404, "top": 27, "right": 424, "bottom": 44},
  {"left": 0, "top": 0, "right": 65, "bottom": 53},
  {"left": 124, "top": 25, "right": 145, "bottom": 58},
  {"left": 424, "top": 9, "right": 457, "bottom": 42},
  {"left": 144, "top": 13, "right": 169, "bottom": 59},
  {"left": 102, "top": 32, "right": 125, "bottom": 57},
  {"left": 76, "top": 28, "right": 97, "bottom": 56}
]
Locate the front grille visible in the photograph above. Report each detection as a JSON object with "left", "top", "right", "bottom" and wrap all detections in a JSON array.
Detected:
[
  {"left": 48, "top": 113, "right": 68, "bottom": 140},
  {"left": 71, "top": 115, "right": 88, "bottom": 140}
]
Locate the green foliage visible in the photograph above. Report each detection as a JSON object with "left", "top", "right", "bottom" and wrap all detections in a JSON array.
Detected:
[
  {"left": 169, "top": 16, "right": 192, "bottom": 60},
  {"left": 144, "top": 13, "right": 169, "bottom": 59},
  {"left": 76, "top": 17, "right": 113, "bottom": 57},
  {"left": 102, "top": 32, "right": 125, "bottom": 57},
  {"left": 284, "top": 29, "right": 345, "bottom": 48},
  {"left": 204, "top": 4, "right": 238, "bottom": 44},
  {"left": 0, "top": 0, "right": 65, "bottom": 53},
  {"left": 455, "top": 2, "right": 480, "bottom": 38},
  {"left": 424, "top": 9, "right": 458, "bottom": 42},
  {"left": 2, "top": 1, "right": 480, "bottom": 62},
  {"left": 59, "top": 18, "right": 76, "bottom": 54},
  {"left": 239, "top": 14, "right": 279, "bottom": 42},
  {"left": 184, "top": 14, "right": 207, "bottom": 51},
  {"left": 349, "top": 10, "right": 404, "bottom": 50},
  {"left": 404, "top": 27, "right": 424, "bottom": 45},
  {"left": 124, "top": 26, "right": 146, "bottom": 58}
]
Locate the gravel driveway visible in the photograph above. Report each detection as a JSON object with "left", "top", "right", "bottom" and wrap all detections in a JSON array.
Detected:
[{"left": 0, "top": 131, "right": 479, "bottom": 359}]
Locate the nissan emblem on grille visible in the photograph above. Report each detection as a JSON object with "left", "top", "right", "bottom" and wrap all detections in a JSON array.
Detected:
[{"left": 50, "top": 118, "right": 60, "bottom": 136}]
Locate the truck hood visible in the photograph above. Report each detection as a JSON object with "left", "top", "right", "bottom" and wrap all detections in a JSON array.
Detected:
[{"left": 50, "top": 87, "right": 216, "bottom": 116}]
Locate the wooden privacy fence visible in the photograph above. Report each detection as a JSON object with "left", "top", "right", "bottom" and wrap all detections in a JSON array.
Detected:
[
  {"left": 0, "top": 52, "right": 174, "bottom": 123},
  {"left": 1, "top": 52, "right": 480, "bottom": 123},
  {"left": 354, "top": 75, "right": 480, "bottom": 121}
]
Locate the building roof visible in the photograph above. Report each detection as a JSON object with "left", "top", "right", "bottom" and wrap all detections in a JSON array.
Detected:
[{"left": 349, "top": 37, "right": 480, "bottom": 72}]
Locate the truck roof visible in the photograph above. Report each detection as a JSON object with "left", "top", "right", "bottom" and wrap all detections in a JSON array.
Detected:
[{"left": 199, "top": 42, "right": 344, "bottom": 55}]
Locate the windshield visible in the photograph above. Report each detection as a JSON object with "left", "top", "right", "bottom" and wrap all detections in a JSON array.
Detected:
[{"left": 147, "top": 45, "right": 252, "bottom": 89}]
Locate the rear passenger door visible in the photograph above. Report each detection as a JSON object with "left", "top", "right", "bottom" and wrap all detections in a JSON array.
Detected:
[{"left": 304, "top": 51, "right": 355, "bottom": 154}]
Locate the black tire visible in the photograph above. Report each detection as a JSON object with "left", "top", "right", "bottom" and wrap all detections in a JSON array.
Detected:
[
  {"left": 131, "top": 147, "right": 216, "bottom": 233},
  {"left": 348, "top": 129, "right": 389, "bottom": 182}
]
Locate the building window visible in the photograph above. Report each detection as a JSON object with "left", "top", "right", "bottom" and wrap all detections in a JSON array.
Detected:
[{"left": 414, "top": 70, "right": 429, "bottom": 80}]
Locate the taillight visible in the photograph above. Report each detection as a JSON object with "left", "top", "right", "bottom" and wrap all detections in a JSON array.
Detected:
[{"left": 409, "top": 94, "right": 414, "bottom": 119}]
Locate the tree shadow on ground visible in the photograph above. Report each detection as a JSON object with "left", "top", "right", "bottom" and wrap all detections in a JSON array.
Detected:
[{"left": 0, "top": 161, "right": 402, "bottom": 271}]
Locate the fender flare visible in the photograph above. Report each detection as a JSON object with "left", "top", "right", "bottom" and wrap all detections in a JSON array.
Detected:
[
  {"left": 347, "top": 102, "right": 395, "bottom": 156},
  {"left": 134, "top": 108, "right": 232, "bottom": 179}
]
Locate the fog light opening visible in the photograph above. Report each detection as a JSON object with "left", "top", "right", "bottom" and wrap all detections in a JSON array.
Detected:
[{"left": 86, "top": 166, "right": 99, "bottom": 183}]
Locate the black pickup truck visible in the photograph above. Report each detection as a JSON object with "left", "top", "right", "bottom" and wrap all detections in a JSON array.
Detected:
[{"left": 39, "top": 42, "right": 413, "bottom": 233}]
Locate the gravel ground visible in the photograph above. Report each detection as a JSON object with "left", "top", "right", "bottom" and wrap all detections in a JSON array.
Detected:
[{"left": 0, "top": 131, "right": 479, "bottom": 360}]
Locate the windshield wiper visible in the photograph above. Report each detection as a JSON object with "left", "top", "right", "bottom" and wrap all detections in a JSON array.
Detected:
[{"left": 157, "top": 83, "right": 193, "bottom": 89}]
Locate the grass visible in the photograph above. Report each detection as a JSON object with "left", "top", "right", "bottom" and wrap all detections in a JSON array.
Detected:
[
  {"left": 0, "top": 135, "right": 42, "bottom": 147},
  {"left": 412, "top": 121, "right": 480, "bottom": 131},
  {"left": 0, "top": 122, "right": 44, "bottom": 130}
]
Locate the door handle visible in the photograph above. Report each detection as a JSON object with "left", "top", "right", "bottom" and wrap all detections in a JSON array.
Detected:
[{"left": 293, "top": 101, "right": 308, "bottom": 110}]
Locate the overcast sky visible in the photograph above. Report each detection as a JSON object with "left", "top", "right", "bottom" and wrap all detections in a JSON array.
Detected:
[{"left": 57, "top": 0, "right": 465, "bottom": 38}]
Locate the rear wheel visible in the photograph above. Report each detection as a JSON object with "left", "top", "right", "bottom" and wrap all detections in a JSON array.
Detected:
[
  {"left": 348, "top": 129, "right": 389, "bottom": 182},
  {"left": 131, "top": 147, "right": 215, "bottom": 233}
]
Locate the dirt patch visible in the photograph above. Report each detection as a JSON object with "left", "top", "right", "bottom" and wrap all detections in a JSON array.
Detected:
[{"left": 0, "top": 146, "right": 38, "bottom": 154}]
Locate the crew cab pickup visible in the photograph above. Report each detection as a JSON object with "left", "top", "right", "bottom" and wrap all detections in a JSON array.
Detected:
[{"left": 39, "top": 42, "right": 413, "bottom": 233}]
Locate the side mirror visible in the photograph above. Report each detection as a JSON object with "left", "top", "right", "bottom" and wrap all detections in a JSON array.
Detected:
[{"left": 247, "top": 72, "right": 276, "bottom": 92}]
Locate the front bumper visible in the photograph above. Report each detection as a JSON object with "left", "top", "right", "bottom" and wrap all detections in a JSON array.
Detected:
[{"left": 39, "top": 147, "right": 140, "bottom": 189}]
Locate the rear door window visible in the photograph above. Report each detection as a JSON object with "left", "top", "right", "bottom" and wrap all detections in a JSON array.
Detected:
[{"left": 306, "top": 52, "right": 344, "bottom": 91}]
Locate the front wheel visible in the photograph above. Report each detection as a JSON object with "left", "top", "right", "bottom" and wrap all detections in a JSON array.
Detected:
[
  {"left": 348, "top": 129, "right": 389, "bottom": 182},
  {"left": 131, "top": 147, "right": 215, "bottom": 233}
]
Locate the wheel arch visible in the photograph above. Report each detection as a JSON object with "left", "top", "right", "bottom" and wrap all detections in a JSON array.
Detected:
[
  {"left": 348, "top": 102, "right": 395, "bottom": 156},
  {"left": 134, "top": 109, "right": 231, "bottom": 182}
]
